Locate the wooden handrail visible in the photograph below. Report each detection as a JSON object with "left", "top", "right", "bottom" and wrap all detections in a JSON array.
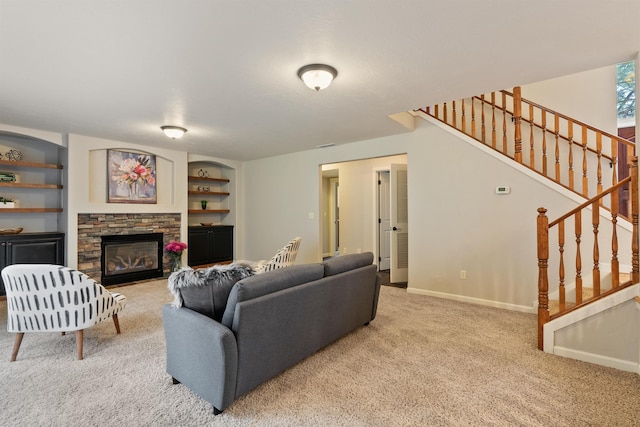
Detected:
[
  {"left": 549, "top": 176, "right": 631, "bottom": 227},
  {"left": 473, "top": 94, "right": 616, "bottom": 162},
  {"left": 500, "top": 90, "right": 635, "bottom": 150}
]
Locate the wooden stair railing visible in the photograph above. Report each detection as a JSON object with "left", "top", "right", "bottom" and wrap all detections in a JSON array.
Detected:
[
  {"left": 420, "top": 87, "right": 636, "bottom": 208},
  {"left": 536, "top": 157, "right": 639, "bottom": 350}
]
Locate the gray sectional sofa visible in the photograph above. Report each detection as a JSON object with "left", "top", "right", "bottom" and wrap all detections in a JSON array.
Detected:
[{"left": 162, "top": 252, "right": 381, "bottom": 414}]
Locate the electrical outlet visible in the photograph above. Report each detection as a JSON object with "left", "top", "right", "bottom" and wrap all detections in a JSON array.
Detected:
[{"left": 460, "top": 270, "right": 467, "bottom": 280}]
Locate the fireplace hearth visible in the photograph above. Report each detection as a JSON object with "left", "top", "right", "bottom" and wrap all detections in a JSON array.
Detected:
[{"left": 101, "top": 233, "right": 164, "bottom": 285}]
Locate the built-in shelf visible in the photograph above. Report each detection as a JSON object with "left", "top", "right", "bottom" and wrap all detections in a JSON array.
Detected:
[
  {"left": 0, "top": 182, "right": 63, "bottom": 189},
  {"left": 0, "top": 158, "right": 64, "bottom": 214},
  {"left": 188, "top": 209, "right": 231, "bottom": 214},
  {"left": 0, "top": 159, "right": 63, "bottom": 170},
  {"left": 187, "top": 190, "right": 230, "bottom": 196},
  {"left": 187, "top": 170, "right": 231, "bottom": 219},
  {"left": 187, "top": 175, "right": 229, "bottom": 183},
  {"left": 0, "top": 208, "right": 62, "bottom": 213}
]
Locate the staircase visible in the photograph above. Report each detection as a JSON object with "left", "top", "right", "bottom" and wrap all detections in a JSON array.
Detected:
[{"left": 417, "top": 87, "right": 639, "bottom": 353}]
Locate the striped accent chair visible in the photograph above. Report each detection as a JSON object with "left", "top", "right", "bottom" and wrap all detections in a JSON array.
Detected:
[
  {"left": 254, "top": 237, "right": 302, "bottom": 274},
  {"left": 2, "top": 264, "right": 127, "bottom": 361}
]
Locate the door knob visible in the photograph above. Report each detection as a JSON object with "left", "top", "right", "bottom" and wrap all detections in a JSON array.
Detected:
[{"left": 392, "top": 227, "right": 398, "bottom": 231}]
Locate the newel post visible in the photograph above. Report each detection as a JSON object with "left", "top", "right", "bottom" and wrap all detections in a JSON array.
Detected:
[
  {"left": 631, "top": 157, "right": 639, "bottom": 283},
  {"left": 537, "top": 207, "right": 549, "bottom": 350},
  {"left": 513, "top": 86, "right": 523, "bottom": 163}
]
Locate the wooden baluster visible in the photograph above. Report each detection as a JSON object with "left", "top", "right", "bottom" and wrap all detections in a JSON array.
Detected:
[
  {"left": 611, "top": 183, "right": 620, "bottom": 288},
  {"left": 559, "top": 220, "right": 566, "bottom": 312},
  {"left": 568, "top": 121, "right": 574, "bottom": 191},
  {"left": 555, "top": 113, "right": 560, "bottom": 182},
  {"left": 452, "top": 100, "right": 457, "bottom": 129},
  {"left": 513, "top": 86, "right": 522, "bottom": 163},
  {"left": 611, "top": 137, "right": 618, "bottom": 185},
  {"left": 434, "top": 104, "right": 439, "bottom": 120},
  {"left": 461, "top": 99, "right": 466, "bottom": 134},
  {"left": 592, "top": 201, "right": 600, "bottom": 297},
  {"left": 582, "top": 126, "right": 588, "bottom": 197},
  {"left": 529, "top": 104, "right": 535, "bottom": 169},
  {"left": 426, "top": 106, "right": 431, "bottom": 115},
  {"left": 443, "top": 102, "right": 448, "bottom": 124},
  {"left": 471, "top": 98, "right": 476, "bottom": 139},
  {"left": 575, "top": 210, "right": 582, "bottom": 304},
  {"left": 629, "top": 145, "right": 636, "bottom": 217},
  {"left": 491, "top": 92, "right": 497, "bottom": 149},
  {"left": 481, "top": 94, "right": 486, "bottom": 144},
  {"left": 596, "top": 132, "right": 603, "bottom": 197},
  {"left": 502, "top": 91, "right": 508, "bottom": 155},
  {"left": 537, "top": 207, "right": 549, "bottom": 350},
  {"left": 631, "top": 157, "right": 639, "bottom": 284},
  {"left": 542, "top": 110, "right": 548, "bottom": 177}
]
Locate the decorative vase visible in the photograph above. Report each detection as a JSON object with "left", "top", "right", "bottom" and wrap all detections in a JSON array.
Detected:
[
  {"left": 201, "top": 200, "right": 207, "bottom": 210},
  {"left": 170, "top": 255, "right": 182, "bottom": 272},
  {"left": 129, "top": 182, "right": 139, "bottom": 200}
]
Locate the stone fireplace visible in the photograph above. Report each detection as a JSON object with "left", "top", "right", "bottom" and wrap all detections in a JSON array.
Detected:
[{"left": 78, "top": 213, "right": 181, "bottom": 284}]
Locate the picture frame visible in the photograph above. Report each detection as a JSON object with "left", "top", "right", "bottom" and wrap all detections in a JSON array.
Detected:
[{"left": 107, "top": 149, "right": 157, "bottom": 204}]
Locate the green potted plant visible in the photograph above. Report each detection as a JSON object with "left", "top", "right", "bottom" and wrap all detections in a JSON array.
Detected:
[{"left": 201, "top": 199, "right": 207, "bottom": 210}]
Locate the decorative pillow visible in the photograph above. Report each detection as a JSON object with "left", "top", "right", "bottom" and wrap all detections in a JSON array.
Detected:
[{"left": 167, "top": 263, "right": 254, "bottom": 322}]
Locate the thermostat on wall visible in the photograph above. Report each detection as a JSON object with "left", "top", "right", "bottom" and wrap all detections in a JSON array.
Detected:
[{"left": 495, "top": 186, "right": 511, "bottom": 195}]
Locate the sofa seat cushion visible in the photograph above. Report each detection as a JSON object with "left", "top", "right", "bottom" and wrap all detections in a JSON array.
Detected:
[
  {"left": 167, "top": 263, "right": 254, "bottom": 322},
  {"left": 221, "top": 263, "right": 324, "bottom": 328},
  {"left": 323, "top": 252, "right": 374, "bottom": 277}
]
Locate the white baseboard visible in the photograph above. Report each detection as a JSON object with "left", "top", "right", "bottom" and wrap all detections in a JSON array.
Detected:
[
  {"left": 406, "top": 287, "right": 535, "bottom": 314},
  {"left": 553, "top": 346, "right": 640, "bottom": 374}
]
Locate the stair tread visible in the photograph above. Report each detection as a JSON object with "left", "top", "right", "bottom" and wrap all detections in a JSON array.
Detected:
[{"left": 548, "top": 274, "right": 633, "bottom": 315}]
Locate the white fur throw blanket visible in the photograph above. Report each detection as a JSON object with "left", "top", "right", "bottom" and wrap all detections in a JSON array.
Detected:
[{"left": 167, "top": 263, "right": 254, "bottom": 308}]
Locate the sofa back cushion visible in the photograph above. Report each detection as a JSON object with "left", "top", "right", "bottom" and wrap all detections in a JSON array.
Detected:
[
  {"left": 322, "top": 252, "right": 373, "bottom": 277},
  {"left": 221, "top": 263, "right": 324, "bottom": 328},
  {"left": 167, "top": 263, "right": 254, "bottom": 322}
]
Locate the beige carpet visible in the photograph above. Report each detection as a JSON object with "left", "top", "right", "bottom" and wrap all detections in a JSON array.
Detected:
[{"left": 1, "top": 280, "right": 639, "bottom": 426}]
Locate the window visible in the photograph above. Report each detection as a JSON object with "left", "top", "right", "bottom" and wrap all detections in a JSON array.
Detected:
[{"left": 617, "top": 61, "right": 635, "bottom": 120}]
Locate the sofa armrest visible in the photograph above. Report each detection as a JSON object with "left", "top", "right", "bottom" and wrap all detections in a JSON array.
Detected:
[{"left": 162, "top": 304, "right": 238, "bottom": 412}]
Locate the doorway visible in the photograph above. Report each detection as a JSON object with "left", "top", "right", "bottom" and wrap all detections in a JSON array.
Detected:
[
  {"left": 321, "top": 169, "right": 339, "bottom": 258},
  {"left": 320, "top": 155, "right": 408, "bottom": 286},
  {"left": 378, "top": 171, "right": 391, "bottom": 271}
]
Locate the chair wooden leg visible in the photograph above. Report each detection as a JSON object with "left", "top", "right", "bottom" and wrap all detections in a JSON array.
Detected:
[
  {"left": 112, "top": 314, "right": 121, "bottom": 334},
  {"left": 76, "top": 330, "right": 84, "bottom": 360},
  {"left": 10, "top": 333, "right": 24, "bottom": 362}
]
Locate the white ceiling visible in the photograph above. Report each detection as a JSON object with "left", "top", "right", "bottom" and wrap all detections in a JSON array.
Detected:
[{"left": 1, "top": 1, "right": 639, "bottom": 161}]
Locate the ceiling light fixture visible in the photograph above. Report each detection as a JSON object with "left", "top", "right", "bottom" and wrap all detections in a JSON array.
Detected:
[
  {"left": 161, "top": 125, "right": 187, "bottom": 139},
  {"left": 297, "top": 64, "right": 338, "bottom": 91}
]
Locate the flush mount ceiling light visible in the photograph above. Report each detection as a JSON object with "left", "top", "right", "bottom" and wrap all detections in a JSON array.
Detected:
[
  {"left": 161, "top": 125, "right": 187, "bottom": 139},
  {"left": 297, "top": 64, "right": 338, "bottom": 91}
]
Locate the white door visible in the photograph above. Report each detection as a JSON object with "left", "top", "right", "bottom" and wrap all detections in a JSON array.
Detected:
[
  {"left": 390, "top": 163, "right": 408, "bottom": 283},
  {"left": 378, "top": 171, "right": 391, "bottom": 270}
]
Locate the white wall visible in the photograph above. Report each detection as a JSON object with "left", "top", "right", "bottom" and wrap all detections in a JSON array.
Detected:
[
  {"left": 556, "top": 298, "right": 640, "bottom": 366},
  {"left": 522, "top": 65, "right": 618, "bottom": 134},
  {"left": 242, "top": 140, "right": 410, "bottom": 264},
  {"left": 242, "top": 117, "right": 595, "bottom": 311}
]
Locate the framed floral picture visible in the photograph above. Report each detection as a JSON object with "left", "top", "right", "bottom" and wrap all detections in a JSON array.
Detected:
[{"left": 107, "top": 149, "right": 157, "bottom": 204}]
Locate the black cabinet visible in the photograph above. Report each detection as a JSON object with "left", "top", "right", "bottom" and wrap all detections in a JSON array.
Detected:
[
  {"left": 0, "top": 232, "right": 65, "bottom": 296},
  {"left": 188, "top": 226, "right": 233, "bottom": 267}
]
